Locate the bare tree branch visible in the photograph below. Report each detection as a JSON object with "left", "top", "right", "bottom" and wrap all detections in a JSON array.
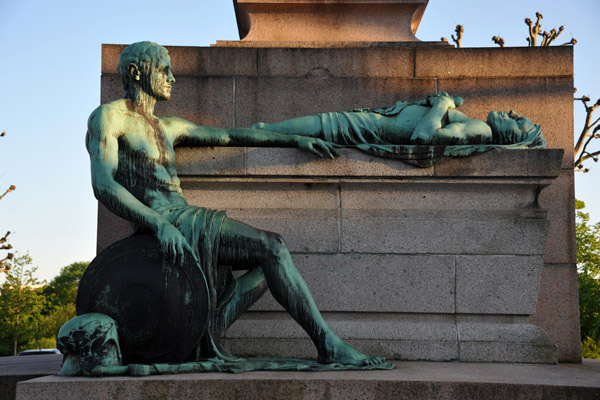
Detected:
[
  {"left": 561, "top": 38, "right": 577, "bottom": 46},
  {"left": 0, "top": 232, "right": 14, "bottom": 272},
  {"left": 0, "top": 231, "right": 12, "bottom": 250},
  {"left": 1, "top": 130, "right": 15, "bottom": 273},
  {"left": 574, "top": 91, "right": 600, "bottom": 172},
  {"left": 0, "top": 185, "right": 16, "bottom": 201},
  {"left": 0, "top": 252, "right": 14, "bottom": 273},
  {"left": 492, "top": 36, "right": 505, "bottom": 47},
  {"left": 451, "top": 25, "right": 463, "bottom": 48},
  {"left": 525, "top": 12, "right": 543, "bottom": 47}
]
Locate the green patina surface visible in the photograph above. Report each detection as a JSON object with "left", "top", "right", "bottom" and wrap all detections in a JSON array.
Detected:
[
  {"left": 251, "top": 94, "right": 544, "bottom": 167},
  {"left": 58, "top": 41, "right": 545, "bottom": 376},
  {"left": 92, "top": 357, "right": 394, "bottom": 377}
]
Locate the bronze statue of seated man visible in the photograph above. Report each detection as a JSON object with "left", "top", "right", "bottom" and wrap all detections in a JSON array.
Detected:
[{"left": 79, "top": 41, "right": 380, "bottom": 372}]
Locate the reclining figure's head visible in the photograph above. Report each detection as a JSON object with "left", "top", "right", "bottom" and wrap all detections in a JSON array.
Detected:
[{"left": 487, "top": 110, "right": 545, "bottom": 146}]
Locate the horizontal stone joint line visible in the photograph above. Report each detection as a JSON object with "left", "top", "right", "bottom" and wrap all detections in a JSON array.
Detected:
[
  {"left": 419, "top": 74, "right": 574, "bottom": 79},
  {"left": 289, "top": 251, "right": 545, "bottom": 257},
  {"left": 337, "top": 181, "right": 342, "bottom": 253}
]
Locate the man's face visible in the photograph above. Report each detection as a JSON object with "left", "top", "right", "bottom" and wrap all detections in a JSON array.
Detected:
[{"left": 148, "top": 55, "right": 175, "bottom": 101}]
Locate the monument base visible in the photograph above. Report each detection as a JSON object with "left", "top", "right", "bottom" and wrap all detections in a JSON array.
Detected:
[
  {"left": 98, "top": 147, "right": 563, "bottom": 365},
  {"left": 16, "top": 360, "right": 600, "bottom": 400},
  {"left": 100, "top": 42, "right": 578, "bottom": 362},
  {"left": 223, "top": 316, "right": 558, "bottom": 364}
]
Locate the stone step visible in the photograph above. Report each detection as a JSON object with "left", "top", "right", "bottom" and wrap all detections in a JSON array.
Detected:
[
  {"left": 15, "top": 360, "right": 600, "bottom": 400},
  {"left": 0, "top": 355, "right": 62, "bottom": 400}
]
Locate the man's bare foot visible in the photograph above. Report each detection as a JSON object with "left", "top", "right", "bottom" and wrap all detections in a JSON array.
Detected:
[{"left": 318, "top": 334, "right": 386, "bottom": 366}]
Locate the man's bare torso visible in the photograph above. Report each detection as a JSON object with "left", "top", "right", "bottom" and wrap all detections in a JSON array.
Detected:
[{"left": 87, "top": 99, "right": 187, "bottom": 210}]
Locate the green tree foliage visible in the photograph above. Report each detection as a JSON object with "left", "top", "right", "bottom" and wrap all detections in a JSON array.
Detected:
[
  {"left": 582, "top": 337, "right": 600, "bottom": 360},
  {"left": 576, "top": 200, "right": 600, "bottom": 358},
  {"left": 0, "top": 254, "right": 47, "bottom": 356},
  {"left": 44, "top": 261, "right": 88, "bottom": 308},
  {"left": 39, "top": 261, "right": 88, "bottom": 342},
  {"left": 576, "top": 200, "right": 600, "bottom": 277},
  {"left": 39, "top": 303, "right": 76, "bottom": 341}
]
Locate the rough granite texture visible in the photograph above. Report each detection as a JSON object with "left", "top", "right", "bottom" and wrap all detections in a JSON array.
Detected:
[
  {"left": 97, "top": 44, "right": 579, "bottom": 362},
  {"left": 16, "top": 360, "right": 600, "bottom": 400},
  {"left": 0, "top": 355, "right": 62, "bottom": 400},
  {"left": 234, "top": 0, "right": 429, "bottom": 43}
]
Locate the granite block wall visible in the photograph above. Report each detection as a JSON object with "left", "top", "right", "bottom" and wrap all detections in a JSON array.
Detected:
[{"left": 98, "top": 43, "right": 579, "bottom": 362}]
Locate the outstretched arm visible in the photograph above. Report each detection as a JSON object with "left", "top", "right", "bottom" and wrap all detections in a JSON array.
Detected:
[
  {"left": 86, "top": 107, "right": 195, "bottom": 265},
  {"left": 163, "top": 117, "right": 338, "bottom": 158}
]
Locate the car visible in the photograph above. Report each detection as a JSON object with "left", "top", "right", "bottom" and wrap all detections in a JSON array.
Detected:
[{"left": 18, "top": 349, "right": 61, "bottom": 356}]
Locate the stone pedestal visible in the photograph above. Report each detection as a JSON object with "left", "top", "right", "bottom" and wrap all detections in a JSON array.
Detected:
[
  {"left": 16, "top": 360, "right": 600, "bottom": 400},
  {"left": 98, "top": 42, "right": 578, "bottom": 362},
  {"left": 181, "top": 147, "right": 562, "bottom": 363},
  {"left": 233, "top": 0, "right": 429, "bottom": 42}
]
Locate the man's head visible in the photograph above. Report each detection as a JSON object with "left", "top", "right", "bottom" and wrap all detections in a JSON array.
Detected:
[
  {"left": 118, "top": 41, "right": 175, "bottom": 102},
  {"left": 486, "top": 110, "right": 545, "bottom": 146}
]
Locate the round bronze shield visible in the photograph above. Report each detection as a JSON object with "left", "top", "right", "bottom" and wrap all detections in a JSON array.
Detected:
[{"left": 77, "top": 235, "right": 209, "bottom": 364}]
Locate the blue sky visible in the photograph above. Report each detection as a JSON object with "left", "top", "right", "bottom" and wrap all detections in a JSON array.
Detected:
[{"left": 0, "top": 0, "right": 598, "bottom": 282}]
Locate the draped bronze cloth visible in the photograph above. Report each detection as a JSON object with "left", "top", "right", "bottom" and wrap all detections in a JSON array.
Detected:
[
  {"left": 320, "top": 101, "right": 546, "bottom": 167},
  {"left": 156, "top": 204, "right": 232, "bottom": 359}
]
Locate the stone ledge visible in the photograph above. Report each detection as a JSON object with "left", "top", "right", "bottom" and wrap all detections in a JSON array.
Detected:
[
  {"left": 416, "top": 46, "right": 573, "bottom": 78},
  {"left": 234, "top": 0, "right": 429, "bottom": 42},
  {"left": 0, "top": 355, "right": 62, "bottom": 400},
  {"left": 214, "top": 40, "right": 449, "bottom": 48},
  {"left": 174, "top": 148, "right": 564, "bottom": 179},
  {"left": 255, "top": 47, "right": 415, "bottom": 78},
  {"left": 16, "top": 360, "right": 600, "bottom": 400},
  {"left": 102, "top": 46, "right": 259, "bottom": 77},
  {"left": 102, "top": 45, "right": 572, "bottom": 79}
]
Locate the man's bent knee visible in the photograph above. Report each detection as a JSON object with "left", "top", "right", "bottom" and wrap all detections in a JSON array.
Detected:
[{"left": 258, "top": 231, "right": 287, "bottom": 253}]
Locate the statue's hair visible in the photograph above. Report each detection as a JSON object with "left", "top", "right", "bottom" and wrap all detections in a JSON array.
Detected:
[
  {"left": 117, "top": 41, "right": 169, "bottom": 97},
  {"left": 491, "top": 114, "right": 545, "bottom": 147}
]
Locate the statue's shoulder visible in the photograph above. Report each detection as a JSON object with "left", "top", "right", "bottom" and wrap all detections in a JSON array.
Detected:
[
  {"left": 87, "top": 100, "right": 129, "bottom": 134},
  {"left": 90, "top": 99, "right": 128, "bottom": 119},
  {"left": 86, "top": 99, "right": 128, "bottom": 141}
]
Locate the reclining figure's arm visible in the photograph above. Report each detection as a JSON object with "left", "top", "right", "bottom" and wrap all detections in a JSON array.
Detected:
[{"left": 411, "top": 94, "right": 491, "bottom": 145}]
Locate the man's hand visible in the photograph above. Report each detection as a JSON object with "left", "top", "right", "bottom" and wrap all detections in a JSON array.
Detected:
[
  {"left": 156, "top": 222, "right": 197, "bottom": 267},
  {"left": 295, "top": 136, "right": 338, "bottom": 159}
]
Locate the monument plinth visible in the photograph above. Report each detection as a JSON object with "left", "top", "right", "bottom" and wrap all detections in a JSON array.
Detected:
[
  {"left": 97, "top": 42, "right": 577, "bottom": 363},
  {"left": 91, "top": 0, "right": 579, "bottom": 367},
  {"left": 233, "top": 0, "right": 429, "bottom": 43}
]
